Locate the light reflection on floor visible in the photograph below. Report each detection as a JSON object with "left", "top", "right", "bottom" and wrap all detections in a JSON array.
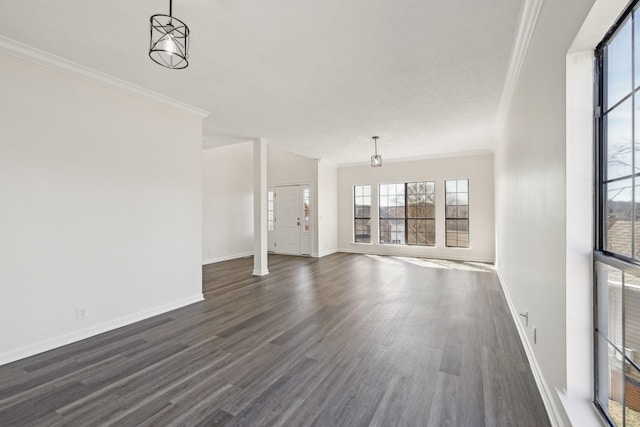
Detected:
[{"left": 365, "top": 254, "right": 494, "bottom": 272}]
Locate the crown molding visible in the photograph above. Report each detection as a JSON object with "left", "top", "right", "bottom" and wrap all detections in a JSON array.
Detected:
[
  {"left": 497, "top": 0, "right": 544, "bottom": 126},
  {"left": 0, "top": 35, "right": 209, "bottom": 119},
  {"left": 337, "top": 149, "right": 494, "bottom": 168}
]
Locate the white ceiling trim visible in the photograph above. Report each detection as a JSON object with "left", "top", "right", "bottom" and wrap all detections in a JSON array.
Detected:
[
  {"left": 338, "top": 149, "right": 494, "bottom": 169},
  {"left": 497, "top": 0, "right": 544, "bottom": 126},
  {"left": 0, "top": 35, "right": 209, "bottom": 119}
]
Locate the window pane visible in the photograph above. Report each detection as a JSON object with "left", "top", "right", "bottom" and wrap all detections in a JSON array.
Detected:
[
  {"left": 457, "top": 179, "right": 468, "bottom": 192},
  {"left": 446, "top": 232, "right": 458, "bottom": 247},
  {"left": 380, "top": 219, "right": 405, "bottom": 244},
  {"left": 636, "top": 93, "right": 640, "bottom": 175},
  {"left": 601, "top": 338, "right": 625, "bottom": 427},
  {"left": 425, "top": 205, "right": 435, "bottom": 218},
  {"left": 607, "top": 18, "right": 632, "bottom": 109},
  {"left": 625, "top": 361, "right": 640, "bottom": 427},
  {"left": 355, "top": 219, "right": 371, "bottom": 243},
  {"left": 607, "top": 179, "right": 633, "bottom": 257},
  {"left": 406, "top": 219, "right": 434, "bottom": 246},
  {"left": 626, "top": 271, "right": 640, "bottom": 368},
  {"left": 457, "top": 193, "right": 469, "bottom": 206},
  {"left": 636, "top": 10, "right": 640, "bottom": 90},
  {"left": 607, "top": 98, "right": 633, "bottom": 180},
  {"left": 446, "top": 219, "right": 469, "bottom": 247},
  {"left": 598, "top": 262, "right": 624, "bottom": 348}
]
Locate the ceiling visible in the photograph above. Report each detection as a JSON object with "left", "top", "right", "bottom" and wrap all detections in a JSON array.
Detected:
[{"left": 0, "top": 0, "right": 523, "bottom": 165}]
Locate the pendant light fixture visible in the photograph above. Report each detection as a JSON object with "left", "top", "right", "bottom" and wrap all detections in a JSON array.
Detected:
[
  {"left": 371, "top": 136, "right": 382, "bottom": 167},
  {"left": 149, "top": 0, "right": 190, "bottom": 69}
]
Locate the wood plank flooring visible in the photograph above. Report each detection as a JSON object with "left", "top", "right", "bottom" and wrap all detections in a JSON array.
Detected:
[{"left": 0, "top": 253, "right": 551, "bottom": 426}]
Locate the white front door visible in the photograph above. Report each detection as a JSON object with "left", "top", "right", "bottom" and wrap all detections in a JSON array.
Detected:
[{"left": 275, "top": 185, "right": 301, "bottom": 255}]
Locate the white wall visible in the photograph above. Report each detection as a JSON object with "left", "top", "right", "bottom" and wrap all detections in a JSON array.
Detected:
[
  {"left": 267, "top": 145, "right": 317, "bottom": 186},
  {"left": 494, "top": 0, "right": 597, "bottom": 424},
  {"left": 317, "top": 160, "right": 338, "bottom": 256},
  {"left": 0, "top": 53, "right": 204, "bottom": 364},
  {"left": 338, "top": 154, "right": 494, "bottom": 262},
  {"left": 202, "top": 142, "right": 254, "bottom": 264}
]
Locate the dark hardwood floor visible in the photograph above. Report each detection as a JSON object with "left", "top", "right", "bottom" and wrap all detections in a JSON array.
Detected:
[{"left": 0, "top": 253, "right": 550, "bottom": 426}]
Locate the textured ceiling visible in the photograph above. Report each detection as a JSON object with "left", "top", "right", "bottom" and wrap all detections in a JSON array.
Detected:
[{"left": 0, "top": 0, "right": 523, "bottom": 164}]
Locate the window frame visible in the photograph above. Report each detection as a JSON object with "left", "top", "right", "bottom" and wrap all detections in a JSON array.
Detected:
[
  {"left": 378, "top": 181, "right": 436, "bottom": 246},
  {"left": 354, "top": 185, "right": 372, "bottom": 243},
  {"left": 379, "top": 183, "right": 406, "bottom": 245},
  {"left": 267, "top": 190, "right": 275, "bottom": 232},
  {"left": 405, "top": 181, "right": 436, "bottom": 246},
  {"left": 594, "top": 3, "right": 640, "bottom": 425},
  {"left": 444, "top": 179, "right": 470, "bottom": 248}
]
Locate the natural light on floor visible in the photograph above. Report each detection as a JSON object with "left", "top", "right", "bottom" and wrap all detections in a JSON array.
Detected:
[{"left": 364, "top": 254, "right": 493, "bottom": 273}]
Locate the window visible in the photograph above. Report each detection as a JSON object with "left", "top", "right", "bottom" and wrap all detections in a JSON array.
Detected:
[
  {"left": 267, "top": 190, "right": 275, "bottom": 232},
  {"left": 379, "top": 183, "right": 406, "bottom": 244},
  {"left": 303, "top": 188, "right": 310, "bottom": 232},
  {"left": 595, "top": 5, "right": 640, "bottom": 425},
  {"left": 445, "top": 179, "right": 469, "bottom": 248},
  {"left": 378, "top": 182, "right": 435, "bottom": 246},
  {"left": 406, "top": 181, "right": 436, "bottom": 246},
  {"left": 354, "top": 185, "right": 371, "bottom": 243}
]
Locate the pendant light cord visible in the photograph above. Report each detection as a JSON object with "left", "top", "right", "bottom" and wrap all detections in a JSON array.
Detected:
[{"left": 169, "top": 0, "right": 173, "bottom": 17}]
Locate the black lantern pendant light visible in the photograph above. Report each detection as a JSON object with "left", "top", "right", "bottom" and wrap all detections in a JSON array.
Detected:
[
  {"left": 149, "top": 0, "right": 190, "bottom": 69},
  {"left": 371, "top": 136, "right": 382, "bottom": 167}
]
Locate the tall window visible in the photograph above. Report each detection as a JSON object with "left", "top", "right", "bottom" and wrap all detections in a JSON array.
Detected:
[
  {"left": 379, "top": 183, "right": 406, "bottom": 244},
  {"left": 445, "top": 179, "right": 469, "bottom": 247},
  {"left": 354, "top": 185, "right": 371, "bottom": 243},
  {"left": 595, "top": 4, "right": 640, "bottom": 426},
  {"left": 406, "top": 181, "right": 436, "bottom": 246}
]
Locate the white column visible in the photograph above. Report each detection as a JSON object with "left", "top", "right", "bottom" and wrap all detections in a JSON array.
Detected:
[{"left": 253, "top": 138, "right": 269, "bottom": 276}]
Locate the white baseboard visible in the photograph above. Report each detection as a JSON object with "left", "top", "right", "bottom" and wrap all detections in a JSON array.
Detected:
[
  {"left": 0, "top": 294, "right": 204, "bottom": 366},
  {"left": 318, "top": 248, "right": 339, "bottom": 258},
  {"left": 202, "top": 251, "right": 253, "bottom": 265},
  {"left": 252, "top": 269, "right": 269, "bottom": 276},
  {"left": 496, "top": 269, "right": 565, "bottom": 427},
  {"left": 337, "top": 247, "right": 495, "bottom": 264}
]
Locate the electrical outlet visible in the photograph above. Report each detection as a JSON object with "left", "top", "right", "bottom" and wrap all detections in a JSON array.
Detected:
[{"left": 76, "top": 307, "right": 88, "bottom": 320}]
